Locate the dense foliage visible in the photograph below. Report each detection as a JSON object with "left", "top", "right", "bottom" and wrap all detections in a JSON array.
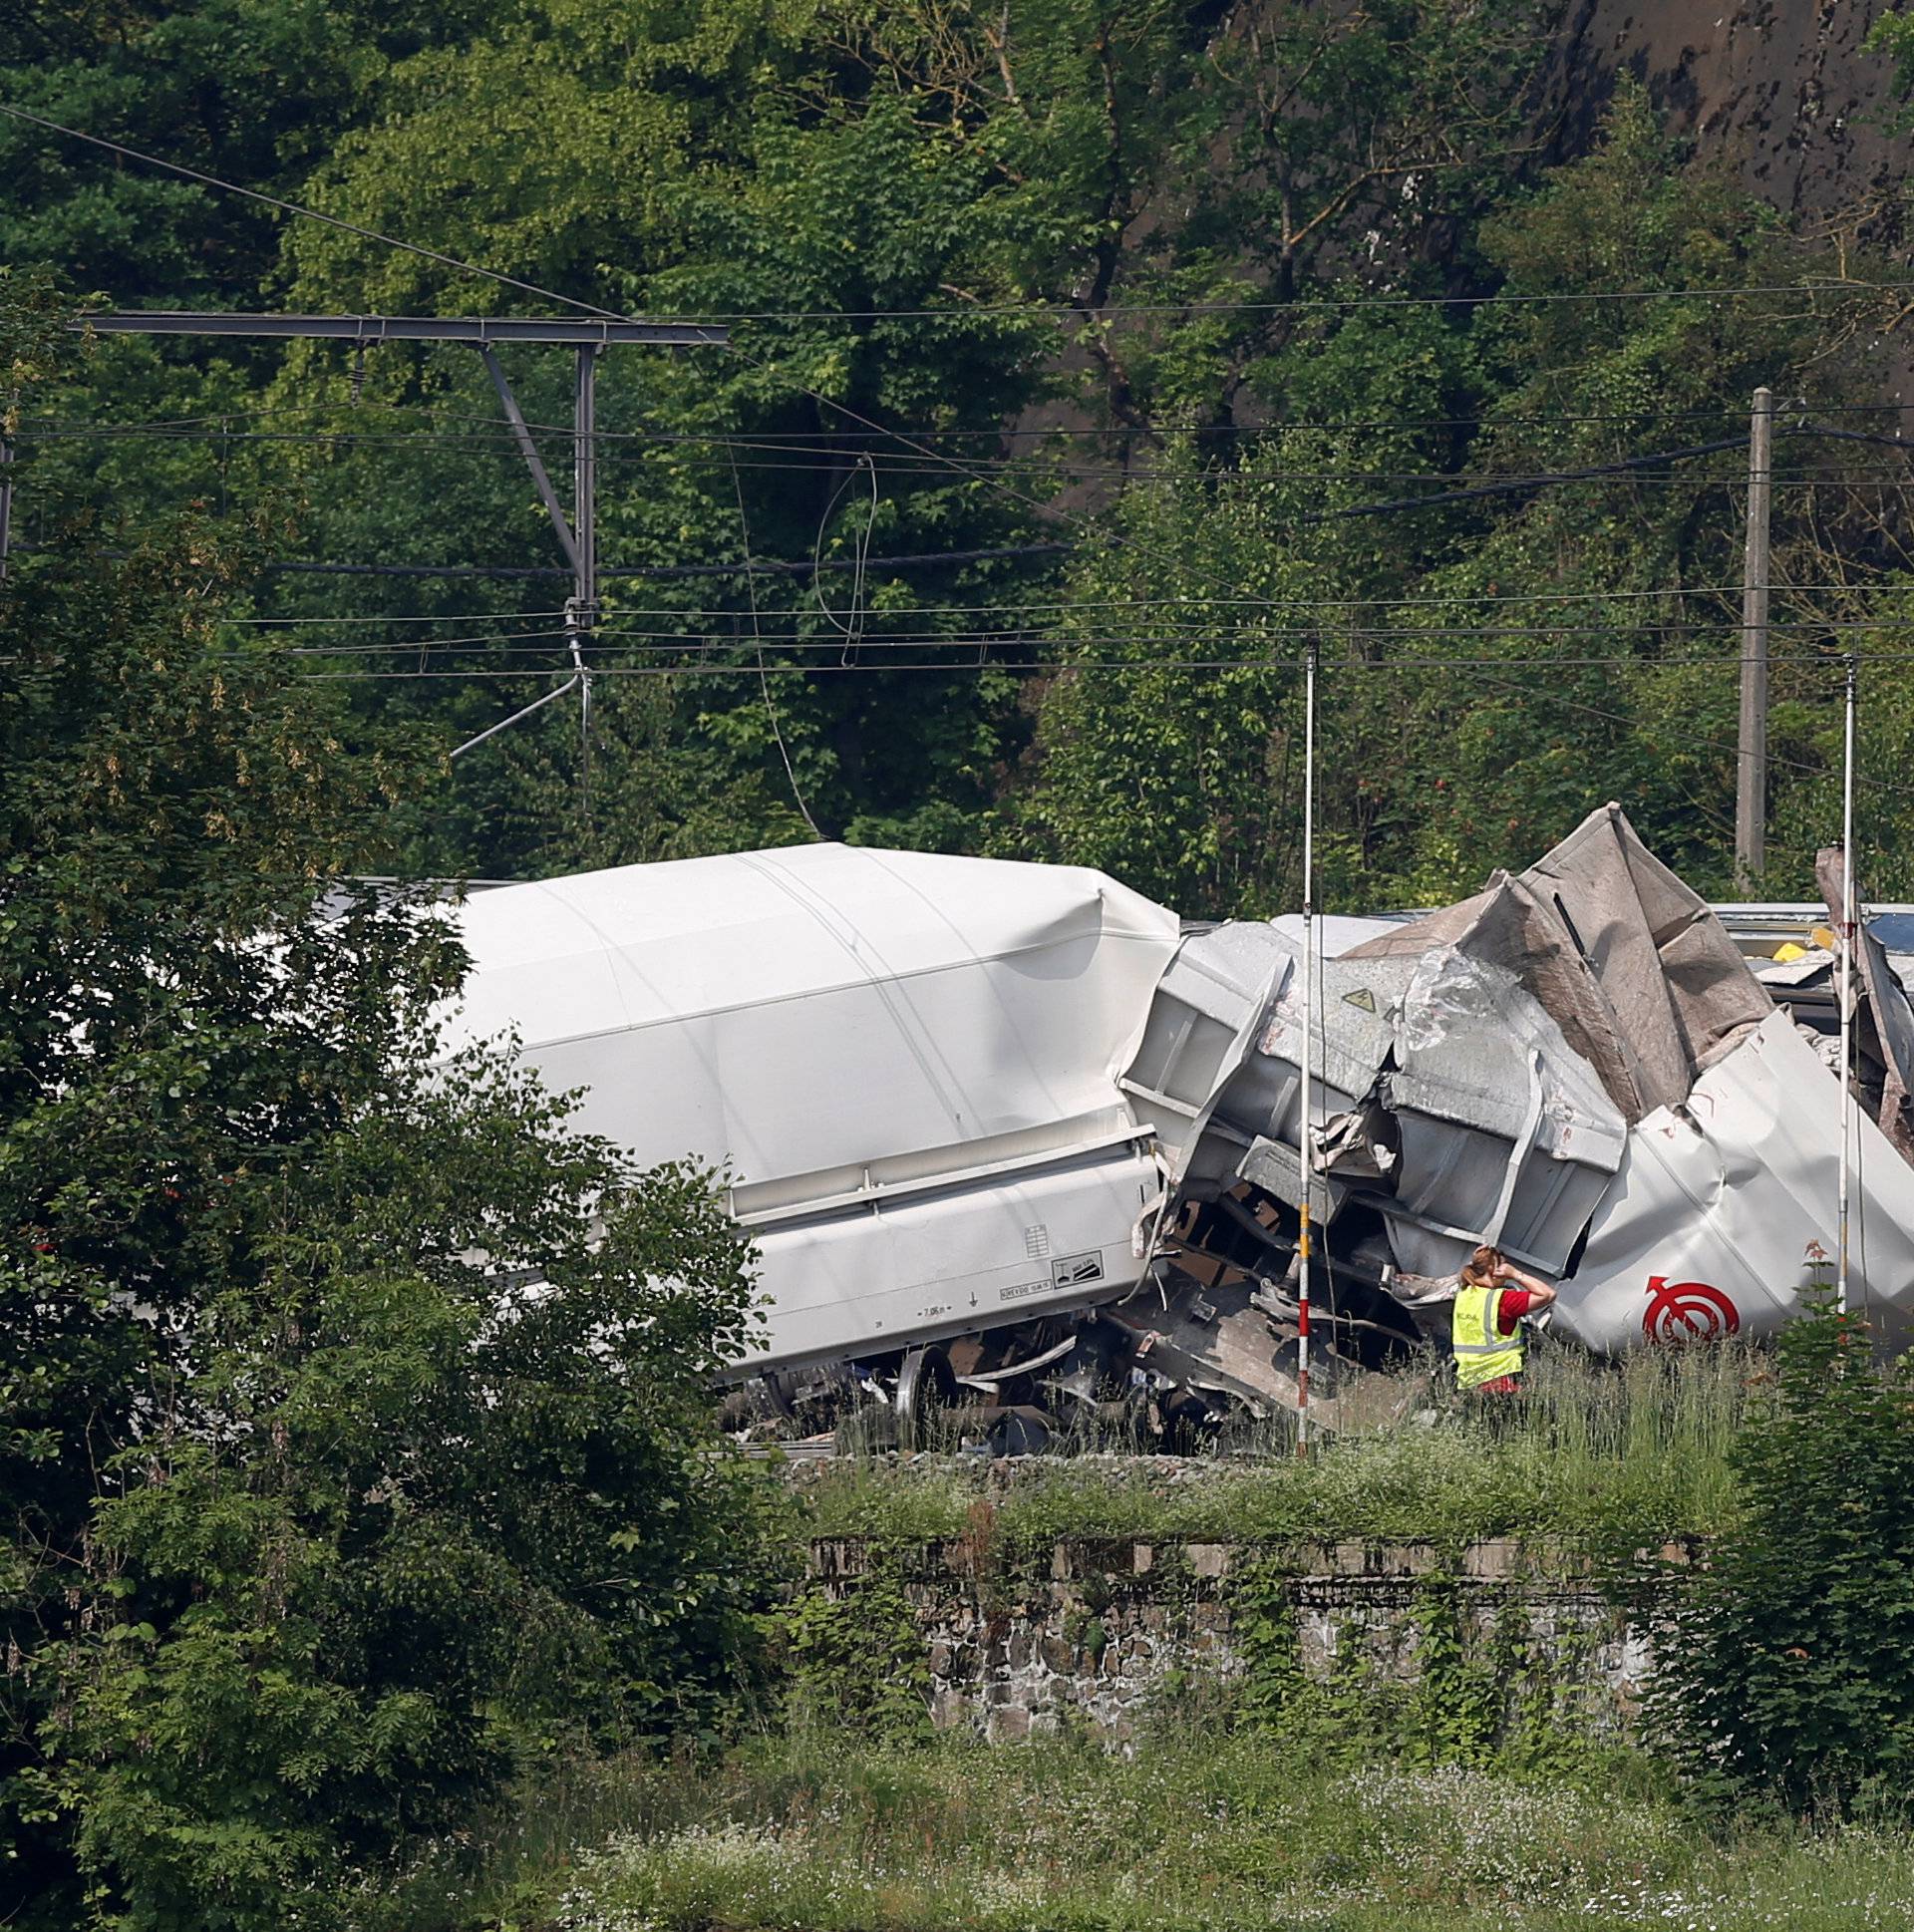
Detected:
[
  {"left": 9, "top": 6, "right": 1914, "bottom": 903},
  {"left": 0, "top": 288, "right": 772, "bottom": 1929},
  {"left": 1656, "top": 1297, "right": 1914, "bottom": 1817}
]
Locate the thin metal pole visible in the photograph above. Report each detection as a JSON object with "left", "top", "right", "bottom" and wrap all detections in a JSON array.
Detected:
[
  {"left": 0, "top": 405, "right": 12, "bottom": 582},
  {"left": 1838, "top": 652, "right": 1857, "bottom": 1314},
  {"left": 477, "top": 345, "right": 581, "bottom": 574},
  {"left": 1297, "top": 638, "right": 1318, "bottom": 1454},
  {"left": 1736, "top": 386, "right": 1772, "bottom": 889},
  {"left": 450, "top": 673, "right": 580, "bottom": 759},
  {"left": 572, "top": 345, "right": 599, "bottom": 800}
]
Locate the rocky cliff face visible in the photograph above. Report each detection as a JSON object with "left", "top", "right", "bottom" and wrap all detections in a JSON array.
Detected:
[{"left": 1551, "top": 0, "right": 1907, "bottom": 233}]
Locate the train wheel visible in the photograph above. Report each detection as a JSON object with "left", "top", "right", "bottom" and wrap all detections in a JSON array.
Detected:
[{"left": 894, "top": 1345, "right": 956, "bottom": 1449}]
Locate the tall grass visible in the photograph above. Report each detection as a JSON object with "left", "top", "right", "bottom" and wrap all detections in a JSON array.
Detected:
[
  {"left": 794, "top": 1338, "right": 1762, "bottom": 1552},
  {"left": 520, "top": 1729, "right": 1914, "bottom": 1931}
]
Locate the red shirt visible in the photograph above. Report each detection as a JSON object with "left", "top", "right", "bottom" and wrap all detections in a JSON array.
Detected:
[{"left": 1494, "top": 1287, "right": 1535, "bottom": 1335}]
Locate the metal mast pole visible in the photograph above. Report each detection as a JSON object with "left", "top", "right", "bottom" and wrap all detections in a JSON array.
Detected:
[
  {"left": 571, "top": 345, "right": 599, "bottom": 794},
  {"left": 1736, "top": 386, "right": 1773, "bottom": 890},
  {"left": 1296, "top": 638, "right": 1319, "bottom": 1454},
  {"left": 1838, "top": 653, "right": 1857, "bottom": 1315}
]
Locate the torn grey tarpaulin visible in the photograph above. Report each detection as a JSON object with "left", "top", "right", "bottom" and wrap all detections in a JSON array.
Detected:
[{"left": 1346, "top": 803, "right": 1771, "bottom": 1121}]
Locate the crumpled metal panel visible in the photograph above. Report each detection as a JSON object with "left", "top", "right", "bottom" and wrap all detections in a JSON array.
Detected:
[
  {"left": 1347, "top": 804, "right": 1772, "bottom": 1122},
  {"left": 1816, "top": 845, "right": 1914, "bottom": 1162},
  {"left": 1122, "top": 922, "right": 1625, "bottom": 1281},
  {"left": 1118, "top": 924, "right": 1398, "bottom": 1199},
  {"left": 1380, "top": 949, "right": 1627, "bottom": 1279},
  {"left": 1118, "top": 922, "right": 1297, "bottom": 1195},
  {"left": 1558, "top": 1011, "right": 1914, "bottom": 1354}
]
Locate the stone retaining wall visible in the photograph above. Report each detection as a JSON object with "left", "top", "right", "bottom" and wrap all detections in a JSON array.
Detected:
[{"left": 805, "top": 1533, "right": 1679, "bottom": 1745}]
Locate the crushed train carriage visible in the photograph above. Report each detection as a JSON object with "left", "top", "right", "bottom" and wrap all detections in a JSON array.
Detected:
[{"left": 438, "top": 805, "right": 1914, "bottom": 1444}]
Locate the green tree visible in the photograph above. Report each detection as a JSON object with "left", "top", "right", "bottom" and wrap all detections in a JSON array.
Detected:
[
  {"left": 0, "top": 285, "right": 770, "bottom": 1927},
  {"left": 1002, "top": 83, "right": 1914, "bottom": 913}
]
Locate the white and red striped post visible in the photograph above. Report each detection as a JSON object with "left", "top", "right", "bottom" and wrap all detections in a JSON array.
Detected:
[{"left": 1297, "top": 638, "right": 1319, "bottom": 1454}]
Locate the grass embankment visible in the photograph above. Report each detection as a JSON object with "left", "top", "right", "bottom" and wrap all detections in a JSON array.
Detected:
[
  {"left": 494, "top": 1348, "right": 1813, "bottom": 1931},
  {"left": 521, "top": 1733, "right": 1914, "bottom": 1932},
  {"left": 798, "top": 1342, "right": 1756, "bottom": 1551}
]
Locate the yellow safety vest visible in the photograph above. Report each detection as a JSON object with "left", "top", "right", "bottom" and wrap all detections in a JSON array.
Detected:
[{"left": 1451, "top": 1283, "right": 1524, "bottom": 1389}]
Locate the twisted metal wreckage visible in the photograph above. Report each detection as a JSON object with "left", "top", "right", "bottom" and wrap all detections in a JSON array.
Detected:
[{"left": 440, "top": 805, "right": 1914, "bottom": 1446}]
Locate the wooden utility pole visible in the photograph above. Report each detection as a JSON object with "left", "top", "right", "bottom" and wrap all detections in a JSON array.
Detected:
[{"left": 1735, "top": 386, "right": 1773, "bottom": 890}]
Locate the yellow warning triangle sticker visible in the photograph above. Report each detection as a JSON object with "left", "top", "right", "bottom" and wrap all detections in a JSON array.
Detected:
[{"left": 1343, "top": 987, "right": 1377, "bottom": 1013}]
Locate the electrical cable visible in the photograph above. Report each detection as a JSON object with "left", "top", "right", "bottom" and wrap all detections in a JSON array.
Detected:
[
  {"left": 15, "top": 95, "right": 1914, "bottom": 816},
  {"left": 242, "top": 581, "right": 1914, "bottom": 618},
  {"left": 0, "top": 99, "right": 1860, "bottom": 625},
  {"left": 227, "top": 608, "right": 568, "bottom": 626},
  {"left": 279, "top": 616, "right": 1914, "bottom": 656},
  {"left": 727, "top": 441, "right": 821, "bottom": 838},
  {"left": 0, "top": 103, "right": 634, "bottom": 324},
  {"left": 559, "top": 278, "right": 1914, "bottom": 321},
  {"left": 30, "top": 423, "right": 1858, "bottom": 588}
]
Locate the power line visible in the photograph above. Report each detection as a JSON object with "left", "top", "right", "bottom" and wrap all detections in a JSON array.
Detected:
[
  {"left": 277, "top": 647, "right": 1914, "bottom": 676},
  {"left": 13, "top": 101, "right": 1909, "bottom": 705},
  {"left": 14, "top": 402, "right": 1874, "bottom": 441},
  {"left": 29, "top": 427, "right": 1830, "bottom": 588},
  {"left": 227, "top": 608, "right": 568, "bottom": 626},
  {"left": 0, "top": 96, "right": 1893, "bottom": 334},
  {"left": 232, "top": 582, "right": 1914, "bottom": 621},
  {"left": 577, "top": 279, "right": 1914, "bottom": 322},
  {"left": 0, "top": 103, "right": 1811, "bottom": 621},
  {"left": 264, "top": 623, "right": 572, "bottom": 655},
  {"left": 271, "top": 616, "right": 1914, "bottom": 658},
  {"left": 0, "top": 103, "right": 631, "bottom": 323},
  {"left": 240, "top": 543, "right": 1076, "bottom": 580},
  {"left": 26, "top": 421, "right": 1914, "bottom": 488}
]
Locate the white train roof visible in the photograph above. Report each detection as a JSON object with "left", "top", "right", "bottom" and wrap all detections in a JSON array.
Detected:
[{"left": 441, "top": 842, "right": 1180, "bottom": 1198}]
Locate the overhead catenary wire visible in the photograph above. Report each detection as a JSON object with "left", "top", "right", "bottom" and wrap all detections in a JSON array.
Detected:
[
  {"left": 219, "top": 581, "right": 1914, "bottom": 621},
  {"left": 263, "top": 649, "right": 1914, "bottom": 806},
  {"left": 30, "top": 422, "right": 1914, "bottom": 488},
  {"left": 267, "top": 617, "right": 1914, "bottom": 656},
  {"left": 13, "top": 100, "right": 1913, "bottom": 842},
  {"left": 505, "top": 278, "right": 1914, "bottom": 321},
  {"left": 267, "top": 646, "right": 1914, "bottom": 674},
  {"left": 26, "top": 404, "right": 1914, "bottom": 447},
  {"left": 30, "top": 396, "right": 1914, "bottom": 440},
  {"left": 44, "top": 428, "right": 1897, "bottom": 588},
  {"left": 0, "top": 81, "right": 1894, "bottom": 343},
  {"left": 1, "top": 99, "right": 1869, "bottom": 627},
  {"left": 728, "top": 439, "right": 821, "bottom": 837},
  {"left": 0, "top": 103, "right": 634, "bottom": 324},
  {"left": 224, "top": 607, "right": 570, "bottom": 625},
  {"left": 11, "top": 103, "right": 1914, "bottom": 624}
]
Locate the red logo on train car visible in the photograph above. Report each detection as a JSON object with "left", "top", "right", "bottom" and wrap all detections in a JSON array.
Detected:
[{"left": 1643, "top": 1275, "right": 1741, "bottom": 1342}]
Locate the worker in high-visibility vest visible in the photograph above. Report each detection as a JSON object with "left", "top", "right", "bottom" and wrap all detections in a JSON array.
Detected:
[{"left": 1451, "top": 1244, "right": 1557, "bottom": 1396}]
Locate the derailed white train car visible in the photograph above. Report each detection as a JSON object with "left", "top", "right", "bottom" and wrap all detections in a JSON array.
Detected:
[
  {"left": 441, "top": 843, "right": 1180, "bottom": 1384},
  {"left": 442, "top": 807, "right": 1914, "bottom": 1435}
]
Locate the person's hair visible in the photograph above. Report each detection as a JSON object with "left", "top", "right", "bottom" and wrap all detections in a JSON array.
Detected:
[{"left": 1460, "top": 1244, "right": 1503, "bottom": 1287}]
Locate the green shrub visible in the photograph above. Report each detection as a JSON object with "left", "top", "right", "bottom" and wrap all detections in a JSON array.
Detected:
[
  {"left": 1655, "top": 1294, "right": 1914, "bottom": 1814},
  {"left": 26, "top": 1098, "right": 781, "bottom": 1931},
  {"left": 781, "top": 1562, "right": 932, "bottom": 1739}
]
